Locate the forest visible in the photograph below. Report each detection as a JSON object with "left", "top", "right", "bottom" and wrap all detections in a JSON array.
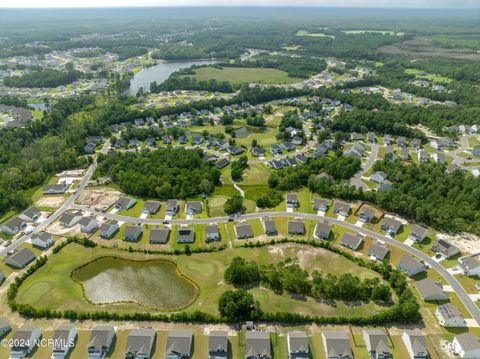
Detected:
[
  {"left": 95, "top": 149, "right": 221, "bottom": 200},
  {"left": 3, "top": 68, "right": 82, "bottom": 88}
]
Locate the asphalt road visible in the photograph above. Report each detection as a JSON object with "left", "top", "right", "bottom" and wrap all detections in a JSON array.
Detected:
[{"left": 350, "top": 143, "right": 379, "bottom": 190}]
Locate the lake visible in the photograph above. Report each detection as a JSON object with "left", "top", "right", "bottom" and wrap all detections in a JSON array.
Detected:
[
  {"left": 72, "top": 257, "right": 197, "bottom": 310},
  {"left": 129, "top": 59, "right": 217, "bottom": 95}
]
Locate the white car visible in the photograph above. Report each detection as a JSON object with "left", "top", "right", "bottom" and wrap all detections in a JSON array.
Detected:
[{"left": 24, "top": 227, "right": 33, "bottom": 235}]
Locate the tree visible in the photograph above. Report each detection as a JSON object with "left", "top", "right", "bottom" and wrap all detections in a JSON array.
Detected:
[
  {"left": 218, "top": 289, "right": 262, "bottom": 321},
  {"left": 224, "top": 195, "right": 245, "bottom": 215},
  {"left": 224, "top": 257, "right": 260, "bottom": 285}
]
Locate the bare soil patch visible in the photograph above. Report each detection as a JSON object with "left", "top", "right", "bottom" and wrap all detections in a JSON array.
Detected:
[
  {"left": 77, "top": 187, "right": 121, "bottom": 210},
  {"left": 35, "top": 195, "right": 67, "bottom": 209}
]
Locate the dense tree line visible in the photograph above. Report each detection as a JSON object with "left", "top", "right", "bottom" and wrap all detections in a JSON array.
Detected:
[
  {"left": 150, "top": 75, "right": 234, "bottom": 93},
  {"left": 256, "top": 188, "right": 283, "bottom": 208},
  {"left": 95, "top": 149, "right": 220, "bottom": 200},
  {"left": 372, "top": 160, "right": 480, "bottom": 235},
  {"left": 224, "top": 257, "right": 391, "bottom": 302},
  {"left": 228, "top": 54, "right": 328, "bottom": 78},
  {"left": 4, "top": 68, "right": 82, "bottom": 88}
]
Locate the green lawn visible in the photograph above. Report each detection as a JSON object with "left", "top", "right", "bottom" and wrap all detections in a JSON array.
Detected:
[
  {"left": 16, "top": 242, "right": 388, "bottom": 318},
  {"left": 186, "top": 66, "right": 302, "bottom": 85},
  {"left": 296, "top": 30, "right": 335, "bottom": 38}
]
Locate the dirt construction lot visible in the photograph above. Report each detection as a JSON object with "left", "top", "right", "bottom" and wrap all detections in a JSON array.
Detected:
[
  {"left": 35, "top": 195, "right": 67, "bottom": 209},
  {"left": 77, "top": 187, "right": 121, "bottom": 210}
]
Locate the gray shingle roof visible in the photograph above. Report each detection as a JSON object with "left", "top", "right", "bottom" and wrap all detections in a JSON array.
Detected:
[
  {"left": 245, "top": 331, "right": 271, "bottom": 358},
  {"left": 166, "top": 330, "right": 192, "bottom": 357},
  {"left": 125, "top": 328, "right": 155, "bottom": 358}
]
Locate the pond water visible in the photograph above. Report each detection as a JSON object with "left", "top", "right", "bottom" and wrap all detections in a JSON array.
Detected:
[
  {"left": 234, "top": 126, "right": 250, "bottom": 138},
  {"left": 72, "top": 257, "right": 197, "bottom": 309},
  {"left": 128, "top": 59, "right": 217, "bottom": 95}
]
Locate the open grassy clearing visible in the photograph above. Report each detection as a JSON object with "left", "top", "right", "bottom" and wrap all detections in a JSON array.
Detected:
[
  {"left": 405, "top": 68, "right": 452, "bottom": 83},
  {"left": 296, "top": 30, "right": 335, "bottom": 38},
  {"left": 342, "top": 29, "right": 405, "bottom": 36},
  {"left": 15, "top": 242, "right": 387, "bottom": 318},
  {"left": 185, "top": 66, "right": 302, "bottom": 85}
]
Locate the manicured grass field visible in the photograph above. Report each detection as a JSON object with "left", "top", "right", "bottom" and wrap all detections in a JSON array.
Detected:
[
  {"left": 186, "top": 66, "right": 302, "bottom": 85},
  {"left": 16, "top": 242, "right": 387, "bottom": 318}
]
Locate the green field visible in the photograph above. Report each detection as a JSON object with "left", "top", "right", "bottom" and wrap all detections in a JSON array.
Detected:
[
  {"left": 404, "top": 68, "right": 452, "bottom": 83},
  {"left": 16, "top": 242, "right": 387, "bottom": 318},
  {"left": 186, "top": 66, "right": 302, "bottom": 85}
]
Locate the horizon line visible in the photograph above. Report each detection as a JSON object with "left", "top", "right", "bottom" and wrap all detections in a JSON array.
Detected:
[{"left": 0, "top": 5, "right": 478, "bottom": 9}]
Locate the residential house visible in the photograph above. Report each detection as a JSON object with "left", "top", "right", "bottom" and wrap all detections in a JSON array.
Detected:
[
  {"left": 59, "top": 211, "right": 82, "bottom": 227},
  {"left": 208, "top": 331, "right": 228, "bottom": 359},
  {"left": 435, "top": 304, "right": 466, "bottom": 327},
  {"left": 367, "top": 132, "right": 376, "bottom": 143},
  {"left": 400, "top": 148, "right": 410, "bottom": 160},
  {"left": 215, "top": 158, "right": 230, "bottom": 169},
  {"left": 149, "top": 228, "right": 170, "bottom": 244},
  {"left": 229, "top": 146, "right": 245, "bottom": 155},
  {"left": 185, "top": 201, "right": 203, "bottom": 215},
  {"left": 313, "top": 198, "right": 329, "bottom": 212},
  {"left": 368, "top": 243, "right": 390, "bottom": 261},
  {"left": 377, "top": 180, "right": 393, "bottom": 192},
  {"left": 358, "top": 205, "right": 376, "bottom": 223},
  {"left": 115, "top": 197, "right": 137, "bottom": 210},
  {"left": 432, "top": 239, "right": 460, "bottom": 259},
  {"left": 10, "top": 326, "right": 41, "bottom": 359},
  {"left": 19, "top": 207, "right": 41, "bottom": 222},
  {"left": 292, "top": 136, "right": 303, "bottom": 146},
  {"left": 262, "top": 218, "right": 277, "bottom": 236},
  {"left": 370, "top": 171, "right": 387, "bottom": 183},
  {"left": 397, "top": 136, "right": 407, "bottom": 148},
  {"left": 287, "top": 331, "right": 309, "bottom": 359},
  {"left": 177, "top": 227, "right": 195, "bottom": 243},
  {"left": 192, "top": 136, "right": 203, "bottom": 146},
  {"left": 0, "top": 318, "right": 11, "bottom": 338},
  {"left": 473, "top": 146, "right": 480, "bottom": 157},
  {"left": 142, "top": 201, "right": 161, "bottom": 215},
  {"left": 315, "top": 172, "right": 335, "bottom": 183},
  {"left": 124, "top": 225, "right": 143, "bottom": 242},
  {"left": 84, "top": 142, "right": 97, "bottom": 154},
  {"left": 313, "top": 221, "right": 331, "bottom": 240},
  {"left": 1, "top": 217, "right": 26, "bottom": 236},
  {"left": 252, "top": 147, "right": 265, "bottom": 157},
  {"left": 402, "top": 330, "right": 428, "bottom": 359},
  {"left": 340, "top": 233, "right": 364, "bottom": 251},
  {"left": 52, "top": 325, "right": 77, "bottom": 359},
  {"left": 282, "top": 158, "right": 296, "bottom": 167},
  {"left": 235, "top": 223, "right": 253, "bottom": 240},
  {"left": 415, "top": 278, "right": 448, "bottom": 301},
  {"left": 351, "top": 132, "right": 364, "bottom": 141},
  {"left": 165, "top": 330, "right": 193, "bottom": 359},
  {"left": 288, "top": 220, "right": 305, "bottom": 235},
  {"left": 280, "top": 142, "right": 295, "bottom": 151},
  {"left": 430, "top": 139, "right": 443, "bottom": 150},
  {"left": 205, "top": 225, "right": 220, "bottom": 242},
  {"left": 362, "top": 330, "right": 392, "bottom": 359},
  {"left": 381, "top": 217, "right": 402, "bottom": 236},
  {"left": 99, "top": 221, "right": 119, "bottom": 239},
  {"left": 88, "top": 325, "right": 115, "bottom": 359},
  {"left": 383, "top": 135, "right": 393, "bottom": 145},
  {"left": 459, "top": 254, "right": 480, "bottom": 277},
  {"left": 79, "top": 217, "right": 99, "bottom": 234},
  {"left": 418, "top": 150, "right": 429, "bottom": 164},
  {"left": 412, "top": 138, "right": 422, "bottom": 150},
  {"left": 333, "top": 201, "right": 351, "bottom": 217},
  {"left": 268, "top": 160, "right": 284, "bottom": 170},
  {"left": 245, "top": 331, "right": 271, "bottom": 359},
  {"left": 31, "top": 232, "right": 54, "bottom": 249},
  {"left": 322, "top": 331, "right": 353, "bottom": 359},
  {"left": 270, "top": 144, "right": 282, "bottom": 155},
  {"left": 286, "top": 194, "right": 298, "bottom": 208},
  {"left": 431, "top": 152, "right": 445, "bottom": 164},
  {"left": 6, "top": 248, "right": 36, "bottom": 269},
  {"left": 452, "top": 333, "right": 480, "bottom": 359},
  {"left": 166, "top": 200, "right": 179, "bottom": 216},
  {"left": 125, "top": 328, "right": 156, "bottom": 359},
  {"left": 407, "top": 225, "right": 428, "bottom": 243},
  {"left": 43, "top": 182, "right": 69, "bottom": 194},
  {"left": 398, "top": 255, "right": 426, "bottom": 277},
  {"left": 295, "top": 154, "right": 307, "bottom": 164}
]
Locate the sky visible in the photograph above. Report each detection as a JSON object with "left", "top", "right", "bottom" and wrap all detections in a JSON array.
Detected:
[{"left": 0, "top": 0, "right": 478, "bottom": 8}]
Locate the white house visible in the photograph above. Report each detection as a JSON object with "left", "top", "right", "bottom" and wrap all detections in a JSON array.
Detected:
[
  {"left": 99, "top": 221, "right": 119, "bottom": 239},
  {"left": 402, "top": 330, "right": 428, "bottom": 359},
  {"left": 459, "top": 254, "right": 480, "bottom": 277},
  {"left": 10, "top": 326, "right": 42, "bottom": 359},
  {"left": 52, "top": 325, "right": 77, "bottom": 359},
  {"left": 452, "top": 333, "right": 480, "bottom": 359},
  {"left": 79, "top": 217, "right": 99, "bottom": 234},
  {"left": 59, "top": 211, "right": 82, "bottom": 228},
  {"left": 435, "top": 304, "right": 466, "bottom": 327},
  {"left": 31, "top": 232, "right": 54, "bottom": 249}
]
